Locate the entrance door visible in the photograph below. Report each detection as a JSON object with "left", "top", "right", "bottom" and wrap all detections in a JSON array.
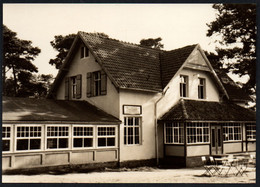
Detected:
[{"left": 211, "top": 125, "right": 222, "bottom": 155}]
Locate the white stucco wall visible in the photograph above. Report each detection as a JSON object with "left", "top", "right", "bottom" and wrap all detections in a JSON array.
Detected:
[
  {"left": 55, "top": 44, "right": 120, "bottom": 118},
  {"left": 157, "top": 68, "right": 220, "bottom": 118},
  {"left": 119, "top": 89, "right": 161, "bottom": 162}
]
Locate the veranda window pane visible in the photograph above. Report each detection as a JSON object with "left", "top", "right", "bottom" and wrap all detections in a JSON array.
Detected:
[
  {"left": 3, "top": 140, "right": 10, "bottom": 151},
  {"left": 47, "top": 138, "right": 57, "bottom": 149},
  {"left": 98, "top": 138, "right": 106, "bottom": 146},
  {"left": 17, "top": 139, "right": 29, "bottom": 150},
  {"left": 59, "top": 138, "right": 68, "bottom": 148},
  {"left": 84, "top": 138, "right": 93, "bottom": 147},
  {"left": 30, "top": 139, "right": 41, "bottom": 150},
  {"left": 74, "top": 138, "right": 83, "bottom": 147},
  {"left": 107, "top": 138, "right": 115, "bottom": 146}
]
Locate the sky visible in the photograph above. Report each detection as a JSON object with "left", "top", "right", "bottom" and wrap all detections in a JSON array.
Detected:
[{"left": 3, "top": 3, "right": 218, "bottom": 77}]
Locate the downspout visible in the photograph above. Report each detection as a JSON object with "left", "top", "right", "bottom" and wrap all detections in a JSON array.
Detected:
[{"left": 154, "top": 90, "right": 167, "bottom": 166}]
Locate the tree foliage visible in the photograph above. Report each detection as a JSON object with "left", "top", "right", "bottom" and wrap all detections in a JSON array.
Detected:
[
  {"left": 140, "top": 37, "right": 164, "bottom": 49},
  {"left": 49, "top": 32, "right": 109, "bottom": 69},
  {"left": 49, "top": 34, "right": 77, "bottom": 69},
  {"left": 3, "top": 25, "right": 41, "bottom": 96},
  {"left": 207, "top": 4, "right": 256, "bottom": 95}
]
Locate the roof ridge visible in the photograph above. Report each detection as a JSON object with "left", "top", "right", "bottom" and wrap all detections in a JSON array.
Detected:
[
  {"left": 164, "top": 44, "right": 198, "bottom": 53},
  {"left": 79, "top": 31, "right": 164, "bottom": 52},
  {"left": 180, "top": 99, "right": 189, "bottom": 120}
]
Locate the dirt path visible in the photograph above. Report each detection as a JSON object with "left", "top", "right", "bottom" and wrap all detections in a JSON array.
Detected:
[{"left": 2, "top": 167, "right": 256, "bottom": 183}]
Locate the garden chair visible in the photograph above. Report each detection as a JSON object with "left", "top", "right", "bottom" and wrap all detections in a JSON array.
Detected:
[
  {"left": 236, "top": 158, "right": 250, "bottom": 176},
  {"left": 249, "top": 154, "right": 256, "bottom": 167},
  {"left": 201, "top": 156, "right": 216, "bottom": 176}
]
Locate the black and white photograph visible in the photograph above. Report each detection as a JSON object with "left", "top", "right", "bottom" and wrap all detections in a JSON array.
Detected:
[{"left": 2, "top": 2, "right": 257, "bottom": 183}]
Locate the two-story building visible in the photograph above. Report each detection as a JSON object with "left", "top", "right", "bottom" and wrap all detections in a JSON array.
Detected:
[{"left": 2, "top": 31, "right": 256, "bottom": 172}]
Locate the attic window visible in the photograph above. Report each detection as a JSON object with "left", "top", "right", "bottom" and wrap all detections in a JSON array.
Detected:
[
  {"left": 180, "top": 75, "right": 188, "bottom": 97},
  {"left": 198, "top": 78, "right": 206, "bottom": 99},
  {"left": 80, "top": 46, "right": 89, "bottom": 58}
]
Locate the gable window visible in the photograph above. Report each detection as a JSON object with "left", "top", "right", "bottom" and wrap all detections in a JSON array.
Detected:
[
  {"left": 80, "top": 46, "right": 89, "bottom": 58},
  {"left": 180, "top": 75, "right": 188, "bottom": 97},
  {"left": 65, "top": 74, "right": 82, "bottom": 100},
  {"left": 73, "top": 126, "right": 93, "bottom": 148},
  {"left": 246, "top": 123, "right": 256, "bottom": 140},
  {"left": 2, "top": 125, "right": 11, "bottom": 152},
  {"left": 87, "top": 70, "right": 107, "bottom": 97},
  {"left": 165, "top": 122, "right": 184, "bottom": 144},
  {"left": 97, "top": 126, "right": 116, "bottom": 147},
  {"left": 16, "top": 126, "right": 42, "bottom": 151},
  {"left": 46, "top": 126, "right": 69, "bottom": 149},
  {"left": 198, "top": 78, "right": 206, "bottom": 99},
  {"left": 124, "top": 117, "right": 141, "bottom": 145}
]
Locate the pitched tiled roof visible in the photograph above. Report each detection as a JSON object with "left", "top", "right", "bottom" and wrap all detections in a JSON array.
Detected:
[
  {"left": 214, "top": 69, "right": 251, "bottom": 101},
  {"left": 160, "top": 45, "right": 197, "bottom": 88},
  {"left": 159, "top": 99, "right": 255, "bottom": 122},
  {"left": 3, "top": 96, "right": 120, "bottom": 123},
  {"left": 80, "top": 32, "right": 162, "bottom": 92}
]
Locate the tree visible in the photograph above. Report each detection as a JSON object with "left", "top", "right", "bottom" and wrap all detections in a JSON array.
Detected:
[
  {"left": 3, "top": 25, "right": 41, "bottom": 96},
  {"left": 49, "top": 32, "right": 109, "bottom": 69},
  {"left": 49, "top": 34, "right": 77, "bottom": 69},
  {"left": 139, "top": 37, "right": 164, "bottom": 49},
  {"left": 206, "top": 4, "right": 256, "bottom": 96},
  {"left": 16, "top": 73, "right": 54, "bottom": 98}
]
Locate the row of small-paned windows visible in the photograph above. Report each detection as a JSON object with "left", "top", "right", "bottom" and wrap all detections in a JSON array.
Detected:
[
  {"left": 164, "top": 123, "right": 256, "bottom": 144},
  {"left": 2, "top": 125, "right": 117, "bottom": 152},
  {"left": 246, "top": 123, "right": 256, "bottom": 140},
  {"left": 180, "top": 75, "right": 206, "bottom": 99},
  {"left": 65, "top": 71, "right": 107, "bottom": 100},
  {"left": 124, "top": 117, "right": 141, "bottom": 145},
  {"left": 223, "top": 123, "right": 241, "bottom": 141}
]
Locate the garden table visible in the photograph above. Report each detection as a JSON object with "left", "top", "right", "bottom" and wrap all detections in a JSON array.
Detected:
[{"left": 214, "top": 157, "right": 241, "bottom": 176}]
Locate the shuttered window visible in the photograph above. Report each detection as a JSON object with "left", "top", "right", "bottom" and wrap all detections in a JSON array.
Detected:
[
  {"left": 76, "top": 74, "right": 82, "bottom": 99},
  {"left": 64, "top": 74, "right": 82, "bottom": 100},
  {"left": 87, "top": 70, "right": 107, "bottom": 97}
]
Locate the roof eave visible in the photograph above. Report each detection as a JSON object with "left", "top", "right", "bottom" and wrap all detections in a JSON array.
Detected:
[
  {"left": 119, "top": 87, "right": 162, "bottom": 93},
  {"left": 47, "top": 34, "right": 81, "bottom": 98},
  {"left": 2, "top": 120, "right": 121, "bottom": 124}
]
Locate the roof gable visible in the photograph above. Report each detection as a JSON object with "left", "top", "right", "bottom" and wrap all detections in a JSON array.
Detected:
[
  {"left": 184, "top": 49, "right": 210, "bottom": 71},
  {"left": 160, "top": 44, "right": 197, "bottom": 88}
]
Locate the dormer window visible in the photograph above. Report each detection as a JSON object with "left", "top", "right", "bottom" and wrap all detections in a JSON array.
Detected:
[
  {"left": 80, "top": 46, "right": 89, "bottom": 58},
  {"left": 180, "top": 75, "right": 188, "bottom": 97},
  {"left": 198, "top": 78, "right": 206, "bottom": 99}
]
